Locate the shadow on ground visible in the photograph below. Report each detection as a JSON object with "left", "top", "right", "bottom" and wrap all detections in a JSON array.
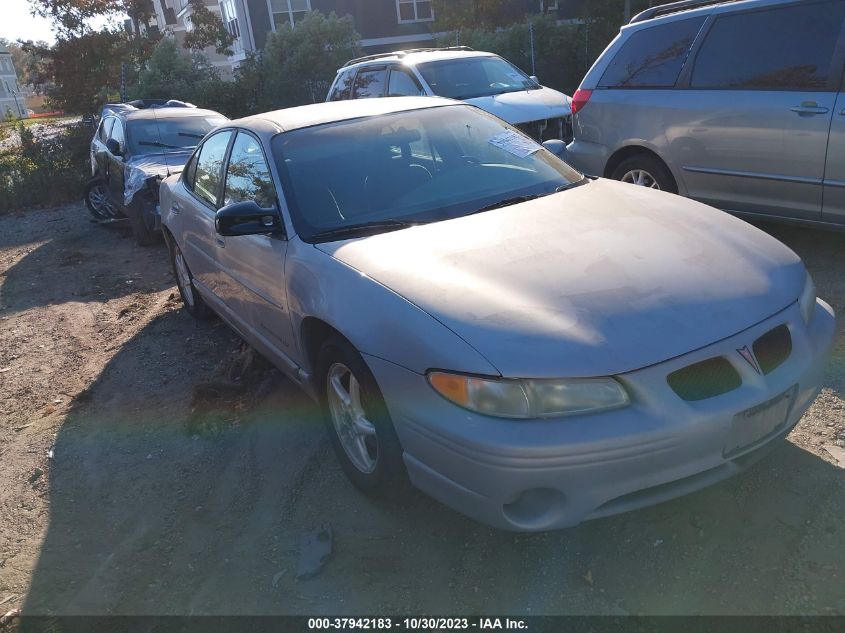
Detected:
[{"left": 15, "top": 217, "right": 845, "bottom": 618}]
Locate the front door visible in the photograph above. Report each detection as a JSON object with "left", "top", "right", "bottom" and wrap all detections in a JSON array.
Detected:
[
  {"left": 822, "top": 92, "right": 845, "bottom": 226},
  {"left": 106, "top": 119, "right": 127, "bottom": 207},
  {"left": 215, "top": 131, "right": 295, "bottom": 359}
]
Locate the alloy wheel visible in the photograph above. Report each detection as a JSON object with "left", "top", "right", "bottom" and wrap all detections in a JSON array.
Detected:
[{"left": 326, "top": 362, "right": 378, "bottom": 474}]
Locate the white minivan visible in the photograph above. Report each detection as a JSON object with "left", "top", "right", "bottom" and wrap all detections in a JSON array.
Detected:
[{"left": 327, "top": 46, "right": 573, "bottom": 142}]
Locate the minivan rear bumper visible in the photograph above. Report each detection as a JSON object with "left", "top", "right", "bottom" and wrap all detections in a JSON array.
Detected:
[{"left": 565, "top": 139, "right": 610, "bottom": 177}]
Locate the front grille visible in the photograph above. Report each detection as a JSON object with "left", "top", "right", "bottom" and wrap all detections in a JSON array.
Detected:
[
  {"left": 667, "top": 357, "right": 742, "bottom": 402},
  {"left": 516, "top": 115, "right": 573, "bottom": 144},
  {"left": 753, "top": 324, "right": 792, "bottom": 375}
]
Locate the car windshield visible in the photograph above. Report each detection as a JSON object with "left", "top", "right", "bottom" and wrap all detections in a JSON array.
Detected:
[
  {"left": 416, "top": 56, "right": 541, "bottom": 100},
  {"left": 127, "top": 115, "right": 227, "bottom": 154},
  {"left": 272, "top": 105, "right": 583, "bottom": 242}
]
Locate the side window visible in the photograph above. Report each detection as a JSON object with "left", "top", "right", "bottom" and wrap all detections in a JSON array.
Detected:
[
  {"left": 691, "top": 2, "right": 845, "bottom": 91},
  {"left": 353, "top": 67, "right": 388, "bottom": 98},
  {"left": 183, "top": 152, "right": 199, "bottom": 191},
  {"left": 329, "top": 70, "right": 355, "bottom": 101},
  {"left": 598, "top": 16, "right": 705, "bottom": 88},
  {"left": 387, "top": 67, "right": 423, "bottom": 96},
  {"left": 223, "top": 132, "right": 277, "bottom": 209},
  {"left": 193, "top": 131, "right": 233, "bottom": 208},
  {"left": 108, "top": 120, "right": 125, "bottom": 152},
  {"left": 98, "top": 117, "right": 114, "bottom": 143}
]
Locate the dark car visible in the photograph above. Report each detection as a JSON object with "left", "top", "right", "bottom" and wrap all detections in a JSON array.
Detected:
[{"left": 86, "top": 102, "right": 228, "bottom": 245}]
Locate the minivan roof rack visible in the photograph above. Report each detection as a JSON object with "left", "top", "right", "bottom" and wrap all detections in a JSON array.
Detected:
[
  {"left": 629, "top": 0, "right": 738, "bottom": 23},
  {"left": 342, "top": 46, "right": 475, "bottom": 68}
]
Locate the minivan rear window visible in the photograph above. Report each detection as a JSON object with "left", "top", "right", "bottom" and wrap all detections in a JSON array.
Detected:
[
  {"left": 598, "top": 16, "right": 705, "bottom": 88},
  {"left": 690, "top": 1, "right": 845, "bottom": 91}
]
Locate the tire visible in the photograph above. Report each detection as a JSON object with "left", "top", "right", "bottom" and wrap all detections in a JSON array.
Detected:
[
  {"left": 611, "top": 154, "right": 678, "bottom": 194},
  {"left": 84, "top": 179, "right": 120, "bottom": 220},
  {"left": 126, "top": 203, "right": 159, "bottom": 247},
  {"left": 317, "top": 335, "right": 409, "bottom": 498},
  {"left": 167, "top": 236, "right": 215, "bottom": 320}
]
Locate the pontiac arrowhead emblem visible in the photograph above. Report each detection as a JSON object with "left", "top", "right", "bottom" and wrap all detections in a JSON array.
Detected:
[{"left": 737, "top": 346, "right": 761, "bottom": 374}]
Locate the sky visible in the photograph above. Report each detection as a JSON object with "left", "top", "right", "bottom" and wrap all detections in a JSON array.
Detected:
[{"left": 0, "top": 0, "right": 117, "bottom": 45}]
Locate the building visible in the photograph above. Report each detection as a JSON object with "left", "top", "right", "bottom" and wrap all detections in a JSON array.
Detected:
[
  {"left": 215, "top": 0, "right": 585, "bottom": 70},
  {"left": 0, "top": 45, "right": 27, "bottom": 119},
  {"left": 151, "top": 0, "right": 240, "bottom": 73}
]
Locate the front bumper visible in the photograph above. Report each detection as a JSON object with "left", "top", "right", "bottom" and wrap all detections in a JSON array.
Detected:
[{"left": 366, "top": 299, "right": 836, "bottom": 531}]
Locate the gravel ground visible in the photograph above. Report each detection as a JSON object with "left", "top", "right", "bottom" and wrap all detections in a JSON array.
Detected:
[{"left": 0, "top": 203, "right": 842, "bottom": 618}]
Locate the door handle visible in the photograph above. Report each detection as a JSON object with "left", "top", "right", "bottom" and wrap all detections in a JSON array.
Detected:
[
  {"left": 790, "top": 101, "right": 829, "bottom": 115},
  {"left": 170, "top": 202, "right": 182, "bottom": 214},
  {"left": 215, "top": 236, "right": 226, "bottom": 248}
]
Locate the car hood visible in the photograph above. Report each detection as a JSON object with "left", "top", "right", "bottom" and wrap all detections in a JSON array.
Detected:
[
  {"left": 465, "top": 86, "right": 571, "bottom": 125},
  {"left": 126, "top": 149, "right": 194, "bottom": 177},
  {"left": 316, "top": 179, "right": 805, "bottom": 378}
]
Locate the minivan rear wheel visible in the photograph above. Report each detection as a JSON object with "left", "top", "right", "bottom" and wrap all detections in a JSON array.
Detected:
[{"left": 611, "top": 154, "right": 677, "bottom": 194}]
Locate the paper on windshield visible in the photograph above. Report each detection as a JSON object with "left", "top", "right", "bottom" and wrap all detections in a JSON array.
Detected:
[{"left": 488, "top": 130, "right": 542, "bottom": 159}]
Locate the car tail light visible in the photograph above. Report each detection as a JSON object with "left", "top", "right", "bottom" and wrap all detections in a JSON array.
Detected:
[{"left": 571, "top": 89, "right": 593, "bottom": 116}]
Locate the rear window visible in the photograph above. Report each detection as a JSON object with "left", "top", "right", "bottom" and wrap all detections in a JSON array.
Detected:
[
  {"left": 690, "top": 1, "right": 845, "bottom": 91},
  {"left": 598, "top": 16, "right": 705, "bottom": 88}
]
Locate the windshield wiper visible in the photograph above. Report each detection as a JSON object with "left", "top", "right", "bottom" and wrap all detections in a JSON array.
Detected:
[
  {"left": 178, "top": 132, "right": 206, "bottom": 139},
  {"left": 470, "top": 193, "right": 549, "bottom": 215},
  {"left": 138, "top": 140, "right": 182, "bottom": 149},
  {"left": 309, "top": 219, "right": 426, "bottom": 243}
]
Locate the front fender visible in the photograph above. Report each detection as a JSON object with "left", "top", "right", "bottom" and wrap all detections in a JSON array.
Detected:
[{"left": 285, "top": 239, "right": 499, "bottom": 378}]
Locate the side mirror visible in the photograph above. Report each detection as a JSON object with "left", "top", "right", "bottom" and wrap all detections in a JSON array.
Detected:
[
  {"left": 530, "top": 75, "right": 540, "bottom": 84},
  {"left": 215, "top": 200, "right": 285, "bottom": 238},
  {"left": 106, "top": 138, "right": 122, "bottom": 156},
  {"left": 542, "top": 139, "right": 567, "bottom": 159}
]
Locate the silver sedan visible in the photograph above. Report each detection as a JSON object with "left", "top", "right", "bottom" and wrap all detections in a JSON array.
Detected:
[{"left": 160, "top": 97, "right": 836, "bottom": 531}]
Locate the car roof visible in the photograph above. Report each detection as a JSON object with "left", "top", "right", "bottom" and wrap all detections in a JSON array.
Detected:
[
  {"left": 229, "top": 96, "right": 459, "bottom": 134},
  {"left": 344, "top": 49, "right": 495, "bottom": 71},
  {"left": 623, "top": 0, "right": 789, "bottom": 30},
  {"left": 111, "top": 108, "right": 226, "bottom": 122}
]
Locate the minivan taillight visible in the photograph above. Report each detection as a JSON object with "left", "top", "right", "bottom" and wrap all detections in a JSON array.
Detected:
[{"left": 571, "top": 89, "right": 593, "bottom": 116}]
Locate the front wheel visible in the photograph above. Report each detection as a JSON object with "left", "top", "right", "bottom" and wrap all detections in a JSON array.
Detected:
[
  {"left": 167, "top": 236, "right": 214, "bottom": 320},
  {"left": 611, "top": 154, "right": 677, "bottom": 194},
  {"left": 84, "top": 179, "right": 120, "bottom": 220},
  {"left": 317, "top": 336, "right": 408, "bottom": 497}
]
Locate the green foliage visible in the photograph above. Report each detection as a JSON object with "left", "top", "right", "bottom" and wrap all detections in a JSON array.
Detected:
[
  {"left": 0, "top": 121, "right": 90, "bottom": 214},
  {"left": 432, "top": 0, "right": 529, "bottom": 30},
  {"left": 437, "top": 15, "right": 584, "bottom": 95},
  {"left": 183, "top": 0, "right": 236, "bottom": 56},
  {"left": 259, "top": 11, "right": 361, "bottom": 110}
]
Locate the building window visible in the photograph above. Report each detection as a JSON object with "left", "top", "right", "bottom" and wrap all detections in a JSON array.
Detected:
[
  {"left": 269, "top": 0, "right": 311, "bottom": 29},
  {"left": 220, "top": 0, "right": 243, "bottom": 53},
  {"left": 541, "top": 1, "right": 559, "bottom": 10},
  {"left": 396, "top": 0, "right": 433, "bottom": 24}
]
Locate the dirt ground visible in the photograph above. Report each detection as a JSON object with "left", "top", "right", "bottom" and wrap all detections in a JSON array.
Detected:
[{"left": 0, "top": 202, "right": 843, "bottom": 618}]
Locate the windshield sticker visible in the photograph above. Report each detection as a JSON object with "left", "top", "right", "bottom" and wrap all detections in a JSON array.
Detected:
[{"left": 488, "top": 130, "right": 542, "bottom": 159}]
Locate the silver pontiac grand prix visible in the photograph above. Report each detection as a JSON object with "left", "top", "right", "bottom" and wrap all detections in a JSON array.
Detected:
[{"left": 160, "top": 97, "right": 836, "bottom": 531}]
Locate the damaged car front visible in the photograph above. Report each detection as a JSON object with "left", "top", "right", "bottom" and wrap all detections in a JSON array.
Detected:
[{"left": 87, "top": 105, "right": 228, "bottom": 245}]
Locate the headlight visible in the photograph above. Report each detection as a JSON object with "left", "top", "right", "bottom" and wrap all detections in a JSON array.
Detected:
[
  {"left": 427, "top": 371, "right": 630, "bottom": 419},
  {"left": 799, "top": 272, "right": 816, "bottom": 325}
]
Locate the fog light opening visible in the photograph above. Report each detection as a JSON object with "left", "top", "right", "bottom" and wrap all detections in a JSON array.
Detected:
[{"left": 502, "top": 488, "right": 567, "bottom": 530}]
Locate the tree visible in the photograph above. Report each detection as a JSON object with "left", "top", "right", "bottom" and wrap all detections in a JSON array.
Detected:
[
  {"left": 29, "top": 0, "right": 156, "bottom": 36},
  {"left": 260, "top": 11, "right": 361, "bottom": 109},
  {"left": 182, "top": 0, "right": 235, "bottom": 56},
  {"left": 431, "top": 0, "right": 528, "bottom": 31},
  {"left": 130, "top": 38, "right": 224, "bottom": 106}
]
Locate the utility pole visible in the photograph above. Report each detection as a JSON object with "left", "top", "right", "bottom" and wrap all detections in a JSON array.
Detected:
[
  {"left": 624, "top": 0, "right": 631, "bottom": 22},
  {"left": 529, "top": 21, "right": 536, "bottom": 76}
]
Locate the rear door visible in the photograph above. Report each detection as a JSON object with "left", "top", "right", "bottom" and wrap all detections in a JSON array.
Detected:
[
  {"left": 171, "top": 129, "right": 234, "bottom": 296},
  {"left": 92, "top": 116, "right": 114, "bottom": 177},
  {"left": 215, "top": 131, "right": 295, "bottom": 357},
  {"left": 352, "top": 66, "right": 388, "bottom": 99},
  {"left": 671, "top": 1, "right": 845, "bottom": 221}
]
